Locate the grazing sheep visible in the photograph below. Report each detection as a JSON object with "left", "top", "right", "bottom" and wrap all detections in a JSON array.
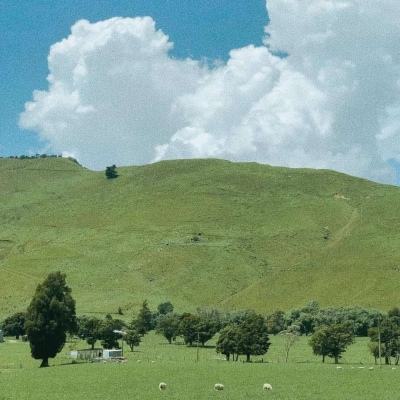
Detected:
[
  {"left": 263, "top": 383, "right": 273, "bottom": 391},
  {"left": 214, "top": 383, "right": 224, "bottom": 391},
  {"left": 369, "top": 367, "right": 374, "bottom": 370},
  {"left": 336, "top": 366, "right": 342, "bottom": 369},
  {"left": 159, "top": 382, "right": 167, "bottom": 391}
]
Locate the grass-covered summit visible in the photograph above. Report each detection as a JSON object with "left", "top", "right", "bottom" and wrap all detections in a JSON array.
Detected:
[{"left": 1, "top": 157, "right": 399, "bottom": 317}]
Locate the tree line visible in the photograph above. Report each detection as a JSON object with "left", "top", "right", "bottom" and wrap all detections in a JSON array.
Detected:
[
  {"left": 1, "top": 273, "right": 400, "bottom": 366},
  {"left": 2, "top": 153, "right": 81, "bottom": 165}
]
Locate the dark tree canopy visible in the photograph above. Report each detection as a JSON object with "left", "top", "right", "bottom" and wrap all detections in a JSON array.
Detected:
[
  {"left": 216, "top": 324, "right": 240, "bottom": 361},
  {"left": 1, "top": 312, "right": 26, "bottom": 339},
  {"left": 309, "top": 324, "right": 354, "bottom": 364},
  {"left": 178, "top": 313, "right": 200, "bottom": 346},
  {"left": 124, "top": 327, "right": 141, "bottom": 351},
  {"left": 105, "top": 164, "right": 118, "bottom": 179},
  {"left": 217, "top": 312, "right": 270, "bottom": 362},
  {"left": 155, "top": 313, "right": 180, "bottom": 344},
  {"left": 266, "top": 310, "right": 286, "bottom": 334},
  {"left": 99, "top": 317, "right": 126, "bottom": 349},
  {"left": 77, "top": 316, "right": 102, "bottom": 349},
  {"left": 135, "top": 300, "right": 154, "bottom": 335},
  {"left": 235, "top": 312, "right": 270, "bottom": 362},
  {"left": 25, "top": 272, "right": 77, "bottom": 367},
  {"left": 368, "top": 318, "right": 400, "bottom": 365},
  {"left": 157, "top": 301, "right": 174, "bottom": 316}
]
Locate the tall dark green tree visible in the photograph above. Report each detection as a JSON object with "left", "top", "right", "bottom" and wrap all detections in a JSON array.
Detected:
[
  {"left": 105, "top": 164, "right": 118, "bottom": 179},
  {"left": 25, "top": 272, "right": 77, "bottom": 367},
  {"left": 135, "top": 300, "right": 154, "bottom": 335},
  {"left": 309, "top": 324, "right": 354, "bottom": 364}
]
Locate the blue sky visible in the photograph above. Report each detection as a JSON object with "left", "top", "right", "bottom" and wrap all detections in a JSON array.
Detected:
[
  {"left": 0, "top": 0, "right": 266, "bottom": 157},
  {"left": 1, "top": 1, "right": 399, "bottom": 184}
]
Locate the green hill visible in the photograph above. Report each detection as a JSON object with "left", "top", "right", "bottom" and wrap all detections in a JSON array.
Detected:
[{"left": 1, "top": 157, "right": 399, "bottom": 318}]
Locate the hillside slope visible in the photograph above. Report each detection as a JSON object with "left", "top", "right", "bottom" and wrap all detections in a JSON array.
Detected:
[{"left": 1, "top": 157, "right": 399, "bottom": 317}]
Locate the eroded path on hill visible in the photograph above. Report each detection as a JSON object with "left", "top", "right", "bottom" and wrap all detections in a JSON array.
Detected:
[{"left": 328, "top": 207, "right": 359, "bottom": 249}]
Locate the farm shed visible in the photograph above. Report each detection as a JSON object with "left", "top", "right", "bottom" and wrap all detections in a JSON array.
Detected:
[{"left": 70, "top": 348, "right": 123, "bottom": 361}]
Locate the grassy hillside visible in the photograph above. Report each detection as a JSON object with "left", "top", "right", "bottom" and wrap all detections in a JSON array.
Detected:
[{"left": 1, "top": 157, "right": 400, "bottom": 318}]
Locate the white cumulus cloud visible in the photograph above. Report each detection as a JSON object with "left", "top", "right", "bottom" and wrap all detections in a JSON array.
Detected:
[{"left": 20, "top": 1, "right": 400, "bottom": 183}]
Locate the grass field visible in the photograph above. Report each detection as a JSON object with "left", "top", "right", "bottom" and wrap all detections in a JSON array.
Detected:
[
  {"left": 1, "top": 157, "right": 400, "bottom": 318},
  {"left": 0, "top": 332, "right": 397, "bottom": 400}
]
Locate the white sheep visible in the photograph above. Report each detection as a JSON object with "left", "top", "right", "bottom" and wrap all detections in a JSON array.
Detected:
[
  {"left": 263, "top": 383, "right": 273, "bottom": 391},
  {"left": 214, "top": 383, "right": 224, "bottom": 391},
  {"left": 159, "top": 382, "right": 167, "bottom": 391}
]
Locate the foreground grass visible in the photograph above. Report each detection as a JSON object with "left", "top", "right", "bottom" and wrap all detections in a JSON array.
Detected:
[{"left": 0, "top": 333, "right": 397, "bottom": 399}]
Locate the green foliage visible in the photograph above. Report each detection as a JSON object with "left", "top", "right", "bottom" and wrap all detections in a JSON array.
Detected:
[
  {"left": 217, "top": 311, "right": 270, "bottom": 362},
  {"left": 105, "top": 164, "right": 118, "bottom": 179},
  {"left": 134, "top": 300, "right": 154, "bottom": 335},
  {"left": 216, "top": 324, "right": 240, "bottom": 361},
  {"left": 266, "top": 310, "right": 286, "bottom": 334},
  {"left": 309, "top": 324, "right": 354, "bottom": 364},
  {"left": 157, "top": 301, "right": 174, "bottom": 315},
  {"left": 235, "top": 311, "right": 270, "bottom": 362},
  {"left": 155, "top": 313, "right": 180, "bottom": 344},
  {"left": 287, "top": 302, "right": 382, "bottom": 337},
  {"left": 178, "top": 313, "right": 200, "bottom": 346},
  {"left": 98, "top": 316, "right": 126, "bottom": 349},
  {"left": 25, "top": 272, "right": 76, "bottom": 367},
  {"left": 124, "top": 328, "right": 141, "bottom": 351},
  {"left": 77, "top": 316, "right": 101, "bottom": 349},
  {"left": 1, "top": 312, "right": 26, "bottom": 339},
  {"left": 368, "top": 317, "right": 400, "bottom": 365}
]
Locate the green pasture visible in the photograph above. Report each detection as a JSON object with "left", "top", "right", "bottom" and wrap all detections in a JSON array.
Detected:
[
  {"left": 0, "top": 333, "right": 398, "bottom": 400},
  {"left": 1, "top": 157, "right": 400, "bottom": 319}
]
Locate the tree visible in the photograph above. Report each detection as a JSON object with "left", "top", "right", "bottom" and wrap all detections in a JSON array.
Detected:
[
  {"left": 124, "top": 328, "right": 141, "bottom": 351},
  {"left": 286, "top": 301, "right": 320, "bottom": 335},
  {"left": 309, "top": 324, "right": 354, "bottom": 364},
  {"left": 368, "top": 318, "right": 400, "bottom": 365},
  {"left": 279, "top": 325, "right": 300, "bottom": 363},
  {"left": 157, "top": 301, "right": 174, "bottom": 315},
  {"left": 266, "top": 310, "right": 286, "bottom": 334},
  {"left": 135, "top": 300, "right": 154, "bottom": 335},
  {"left": 105, "top": 164, "right": 118, "bottom": 179},
  {"left": 178, "top": 313, "right": 200, "bottom": 346},
  {"left": 235, "top": 311, "right": 270, "bottom": 362},
  {"left": 155, "top": 313, "right": 180, "bottom": 344},
  {"left": 216, "top": 324, "right": 240, "bottom": 361},
  {"left": 98, "top": 316, "right": 126, "bottom": 349},
  {"left": 1, "top": 312, "right": 26, "bottom": 339},
  {"left": 77, "top": 316, "right": 101, "bottom": 349},
  {"left": 25, "top": 272, "right": 77, "bottom": 367},
  {"left": 368, "top": 341, "right": 385, "bottom": 365}
]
